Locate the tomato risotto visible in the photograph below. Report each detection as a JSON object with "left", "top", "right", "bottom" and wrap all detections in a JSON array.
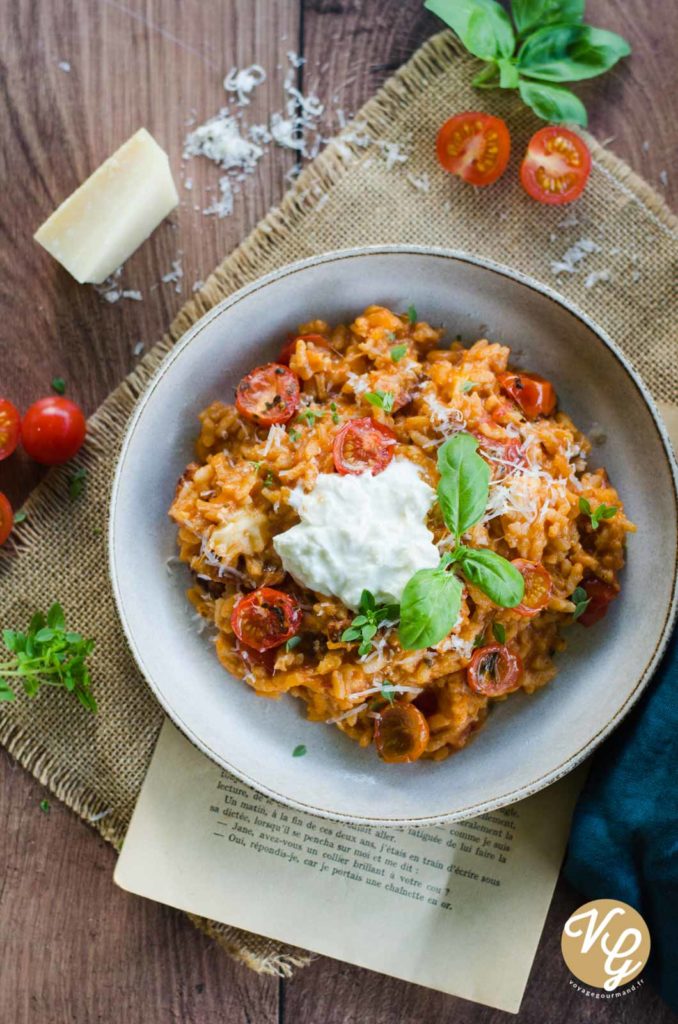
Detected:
[{"left": 169, "top": 305, "right": 634, "bottom": 763}]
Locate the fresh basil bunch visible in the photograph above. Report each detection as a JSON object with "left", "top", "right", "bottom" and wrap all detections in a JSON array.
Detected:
[
  {"left": 424, "top": 0, "right": 631, "bottom": 126},
  {"left": 398, "top": 433, "right": 524, "bottom": 650}
]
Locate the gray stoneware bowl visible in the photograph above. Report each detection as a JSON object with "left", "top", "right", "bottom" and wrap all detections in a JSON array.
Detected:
[{"left": 109, "top": 247, "right": 678, "bottom": 826}]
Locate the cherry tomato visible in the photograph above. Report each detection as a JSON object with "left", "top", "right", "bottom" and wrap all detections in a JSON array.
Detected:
[
  {"left": 0, "top": 492, "right": 13, "bottom": 545},
  {"left": 231, "top": 587, "right": 302, "bottom": 652},
  {"left": 467, "top": 644, "right": 523, "bottom": 697},
  {"left": 374, "top": 703, "right": 430, "bottom": 764},
  {"left": 520, "top": 127, "right": 591, "bottom": 206},
  {"left": 235, "top": 363, "right": 300, "bottom": 426},
  {"left": 279, "top": 333, "right": 331, "bottom": 365},
  {"left": 577, "top": 577, "right": 619, "bottom": 627},
  {"left": 498, "top": 372, "right": 556, "bottom": 419},
  {"left": 512, "top": 559, "right": 552, "bottom": 617},
  {"left": 22, "top": 397, "right": 86, "bottom": 465},
  {"left": 0, "top": 399, "right": 21, "bottom": 461},
  {"left": 436, "top": 112, "right": 511, "bottom": 186},
  {"left": 333, "top": 417, "right": 397, "bottom": 476}
]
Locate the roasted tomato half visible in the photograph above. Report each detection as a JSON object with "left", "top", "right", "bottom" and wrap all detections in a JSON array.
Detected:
[
  {"left": 374, "top": 703, "right": 430, "bottom": 764},
  {"left": 279, "top": 333, "right": 331, "bottom": 365},
  {"left": 436, "top": 112, "right": 511, "bottom": 186},
  {"left": 520, "top": 127, "right": 591, "bottom": 206},
  {"left": 0, "top": 399, "right": 21, "bottom": 461},
  {"left": 577, "top": 577, "right": 619, "bottom": 627},
  {"left": 512, "top": 560, "right": 552, "bottom": 617},
  {"left": 333, "top": 417, "right": 397, "bottom": 476},
  {"left": 231, "top": 587, "right": 302, "bottom": 652},
  {"left": 498, "top": 372, "right": 556, "bottom": 419},
  {"left": 235, "top": 363, "right": 300, "bottom": 426},
  {"left": 0, "top": 492, "right": 13, "bottom": 545},
  {"left": 467, "top": 644, "right": 523, "bottom": 697}
]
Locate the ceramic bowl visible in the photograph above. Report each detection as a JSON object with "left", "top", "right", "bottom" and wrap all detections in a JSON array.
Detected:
[{"left": 109, "top": 247, "right": 678, "bottom": 825}]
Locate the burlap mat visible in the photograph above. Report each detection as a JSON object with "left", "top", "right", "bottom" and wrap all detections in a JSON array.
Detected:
[{"left": 1, "top": 31, "right": 676, "bottom": 976}]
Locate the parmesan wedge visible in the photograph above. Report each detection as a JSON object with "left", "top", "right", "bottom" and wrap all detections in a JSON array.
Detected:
[{"left": 34, "top": 128, "right": 178, "bottom": 284}]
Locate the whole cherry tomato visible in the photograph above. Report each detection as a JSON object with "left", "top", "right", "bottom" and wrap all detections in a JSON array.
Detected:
[
  {"left": 0, "top": 492, "right": 13, "bottom": 545},
  {"left": 0, "top": 399, "right": 21, "bottom": 461},
  {"left": 22, "top": 397, "right": 86, "bottom": 465}
]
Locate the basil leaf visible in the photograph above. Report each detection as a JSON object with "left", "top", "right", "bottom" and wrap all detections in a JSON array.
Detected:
[
  {"left": 399, "top": 569, "right": 463, "bottom": 651},
  {"left": 425, "top": 0, "right": 515, "bottom": 60},
  {"left": 511, "top": 0, "right": 584, "bottom": 38},
  {"left": 518, "top": 24, "right": 631, "bottom": 83},
  {"left": 461, "top": 549, "right": 525, "bottom": 607},
  {"left": 518, "top": 80, "right": 587, "bottom": 126},
  {"left": 437, "top": 433, "right": 490, "bottom": 538}
]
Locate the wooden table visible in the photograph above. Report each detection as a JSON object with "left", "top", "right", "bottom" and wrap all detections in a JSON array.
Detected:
[{"left": 1, "top": 2, "right": 676, "bottom": 1021}]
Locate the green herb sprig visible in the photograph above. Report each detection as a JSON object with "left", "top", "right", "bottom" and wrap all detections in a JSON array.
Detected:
[
  {"left": 365, "top": 390, "right": 395, "bottom": 413},
  {"left": 0, "top": 603, "right": 97, "bottom": 711},
  {"left": 578, "top": 497, "right": 617, "bottom": 529},
  {"left": 391, "top": 344, "right": 408, "bottom": 364},
  {"left": 341, "top": 590, "right": 400, "bottom": 657},
  {"left": 425, "top": 0, "right": 631, "bottom": 126},
  {"left": 570, "top": 585, "right": 591, "bottom": 620},
  {"left": 399, "top": 433, "right": 525, "bottom": 650}
]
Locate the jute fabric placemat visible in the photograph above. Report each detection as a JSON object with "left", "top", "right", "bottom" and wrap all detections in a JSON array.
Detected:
[{"left": 1, "top": 31, "right": 676, "bottom": 976}]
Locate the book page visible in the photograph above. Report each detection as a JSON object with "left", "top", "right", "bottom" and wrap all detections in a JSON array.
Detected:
[{"left": 115, "top": 720, "right": 584, "bottom": 1013}]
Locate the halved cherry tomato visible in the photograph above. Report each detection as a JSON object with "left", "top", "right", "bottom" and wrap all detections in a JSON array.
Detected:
[
  {"left": 577, "top": 577, "right": 619, "bottom": 627},
  {"left": 22, "top": 397, "right": 86, "bottom": 465},
  {"left": 467, "top": 644, "right": 523, "bottom": 697},
  {"left": 231, "top": 587, "right": 302, "bottom": 652},
  {"left": 333, "top": 417, "right": 397, "bottom": 476},
  {"left": 520, "top": 127, "right": 591, "bottom": 206},
  {"left": 0, "top": 399, "right": 21, "bottom": 461},
  {"left": 512, "top": 559, "right": 552, "bottom": 617},
  {"left": 0, "top": 492, "right": 13, "bottom": 545},
  {"left": 236, "top": 363, "right": 300, "bottom": 426},
  {"left": 498, "top": 372, "right": 556, "bottom": 419},
  {"left": 374, "top": 703, "right": 430, "bottom": 764},
  {"left": 279, "top": 333, "right": 331, "bottom": 365},
  {"left": 436, "top": 112, "right": 511, "bottom": 187}
]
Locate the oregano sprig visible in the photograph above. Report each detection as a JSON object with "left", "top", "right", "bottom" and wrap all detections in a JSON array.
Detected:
[
  {"left": 0, "top": 603, "right": 97, "bottom": 711},
  {"left": 578, "top": 497, "right": 617, "bottom": 529},
  {"left": 424, "top": 0, "right": 631, "bottom": 126},
  {"left": 341, "top": 590, "right": 400, "bottom": 657}
]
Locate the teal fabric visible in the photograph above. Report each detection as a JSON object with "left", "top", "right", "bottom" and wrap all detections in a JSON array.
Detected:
[{"left": 564, "top": 627, "right": 678, "bottom": 1010}]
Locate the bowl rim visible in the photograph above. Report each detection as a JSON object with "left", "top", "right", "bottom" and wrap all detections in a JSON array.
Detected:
[{"left": 109, "top": 245, "right": 678, "bottom": 825}]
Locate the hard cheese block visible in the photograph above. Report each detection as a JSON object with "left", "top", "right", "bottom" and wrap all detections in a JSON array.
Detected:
[{"left": 34, "top": 128, "right": 178, "bottom": 284}]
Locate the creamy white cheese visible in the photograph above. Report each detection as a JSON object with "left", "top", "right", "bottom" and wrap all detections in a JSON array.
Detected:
[{"left": 274, "top": 459, "right": 439, "bottom": 610}]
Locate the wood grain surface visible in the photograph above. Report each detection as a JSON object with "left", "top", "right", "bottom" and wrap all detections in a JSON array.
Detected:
[{"left": 0, "top": 1, "right": 676, "bottom": 1021}]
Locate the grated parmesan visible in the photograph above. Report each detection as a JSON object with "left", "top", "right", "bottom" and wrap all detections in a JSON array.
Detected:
[
  {"left": 223, "top": 64, "right": 266, "bottom": 105},
  {"left": 550, "top": 238, "right": 600, "bottom": 275}
]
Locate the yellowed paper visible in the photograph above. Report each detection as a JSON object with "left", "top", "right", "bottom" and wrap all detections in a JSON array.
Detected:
[{"left": 115, "top": 720, "right": 585, "bottom": 1013}]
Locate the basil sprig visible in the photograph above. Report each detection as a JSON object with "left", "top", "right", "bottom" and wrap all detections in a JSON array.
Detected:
[
  {"left": 424, "top": 0, "right": 630, "bottom": 126},
  {"left": 398, "top": 433, "right": 524, "bottom": 650}
]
